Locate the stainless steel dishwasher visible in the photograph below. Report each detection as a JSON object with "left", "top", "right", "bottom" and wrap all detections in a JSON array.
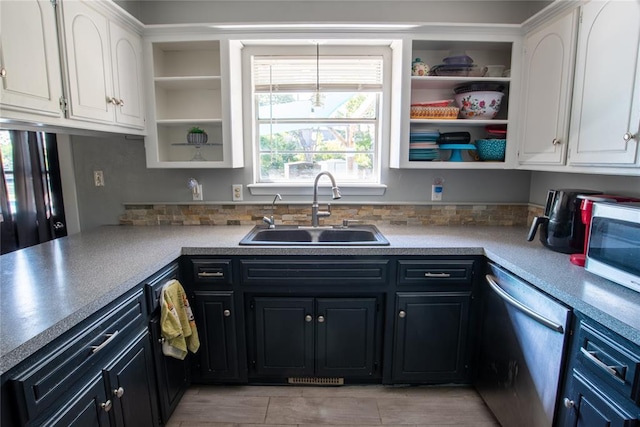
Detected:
[{"left": 476, "top": 262, "right": 571, "bottom": 427}]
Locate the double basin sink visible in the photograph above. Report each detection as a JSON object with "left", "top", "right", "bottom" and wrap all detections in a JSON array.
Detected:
[{"left": 239, "top": 224, "right": 390, "bottom": 246}]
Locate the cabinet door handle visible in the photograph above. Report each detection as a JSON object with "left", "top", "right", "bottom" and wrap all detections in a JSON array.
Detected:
[
  {"left": 106, "top": 96, "right": 118, "bottom": 105},
  {"left": 563, "top": 398, "right": 574, "bottom": 408},
  {"left": 90, "top": 331, "right": 119, "bottom": 354},
  {"left": 305, "top": 314, "right": 312, "bottom": 322},
  {"left": 317, "top": 315, "right": 325, "bottom": 323},
  {"left": 198, "top": 271, "right": 223, "bottom": 277},
  {"left": 398, "top": 310, "right": 406, "bottom": 318},
  {"left": 424, "top": 272, "right": 450, "bottom": 278},
  {"left": 117, "top": 98, "right": 124, "bottom": 107},
  {"left": 223, "top": 309, "right": 231, "bottom": 317},
  {"left": 0, "top": 68, "right": 6, "bottom": 77},
  {"left": 101, "top": 400, "right": 112, "bottom": 412},
  {"left": 579, "top": 347, "right": 622, "bottom": 378},
  {"left": 623, "top": 132, "right": 637, "bottom": 142},
  {"left": 113, "top": 387, "right": 125, "bottom": 398},
  {"left": 552, "top": 138, "right": 560, "bottom": 145}
]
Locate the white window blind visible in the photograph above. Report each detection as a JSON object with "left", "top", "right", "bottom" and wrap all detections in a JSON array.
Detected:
[{"left": 253, "top": 56, "right": 384, "bottom": 93}]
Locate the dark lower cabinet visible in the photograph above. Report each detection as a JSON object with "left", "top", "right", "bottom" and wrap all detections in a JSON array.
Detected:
[
  {"left": 565, "top": 370, "right": 638, "bottom": 427},
  {"left": 35, "top": 374, "right": 110, "bottom": 427},
  {"left": 149, "top": 317, "right": 190, "bottom": 423},
  {"left": 104, "top": 330, "right": 159, "bottom": 427},
  {"left": 192, "top": 291, "right": 240, "bottom": 381},
  {"left": 251, "top": 296, "right": 381, "bottom": 379},
  {"left": 392, "top": 292, "right": 471, "bottom": 383},
  {"left": 559, "top": 314, "right": 640, "bottom": 427}
]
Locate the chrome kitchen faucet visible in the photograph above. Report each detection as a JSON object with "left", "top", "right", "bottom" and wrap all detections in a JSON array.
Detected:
[{"left": 311, "top": 172, "right": 341, "bottom": 227}]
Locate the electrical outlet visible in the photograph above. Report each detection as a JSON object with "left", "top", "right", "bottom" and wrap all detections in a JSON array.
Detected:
[
  {"left": 94, "top": 170, "right": 104, "bottom": 187},
  {"left": 232, "top": 184, "right": 243, "bottom": 201},
  {"left": 431, "top": 184, "right": 443, "bottom": 201}
]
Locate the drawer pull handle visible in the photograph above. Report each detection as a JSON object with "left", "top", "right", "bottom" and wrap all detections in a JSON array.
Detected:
[
  {"left": 580, "top": 347, "right": 622, "bottom": 378},
  {"left": 399, "top": 310, "right": 406, "bottom": 318},
  {"left": 91, "top": 331, "right": 119, "bottom": 354},
  {"left": 101, "top": 400, "right": 112, "bottom": 412},
  {"left": 424, "top": 272, "right": 451, "bottom": 278},
  {"left": 113, "top": 387, "right": 125, "bottom": 398},
  {"left": 198, "top": 271, "right": 224, "bottom": 277},
  {"left": 223, "top": 309, "right": 231, "bottom": 317}
]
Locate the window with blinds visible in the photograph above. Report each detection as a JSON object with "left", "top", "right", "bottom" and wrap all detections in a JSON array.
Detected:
[{"left": 249, "top": 45, "right": 387, "bottom": 184}]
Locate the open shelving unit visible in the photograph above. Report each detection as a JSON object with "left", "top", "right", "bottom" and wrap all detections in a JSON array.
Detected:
[
  {"left": 391, "top": 37, "right": 521, "bottom": 169},
  {"left": 144, "top": 38, "right": 243, "bottom": 168}
]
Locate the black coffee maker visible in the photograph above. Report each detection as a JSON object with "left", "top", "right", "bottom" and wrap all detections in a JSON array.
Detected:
[{"left": 527, "top": 189, "right": 602, "bottom": 254}]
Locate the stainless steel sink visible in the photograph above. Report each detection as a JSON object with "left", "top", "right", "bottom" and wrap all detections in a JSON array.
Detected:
[{"left": 239, "top": 225, "right": 389, "bottom": 246}]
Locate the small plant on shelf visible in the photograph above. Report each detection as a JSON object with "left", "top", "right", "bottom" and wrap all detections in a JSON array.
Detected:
[{"left": 187, "top": 126, "right": 208, "bottom": 145}]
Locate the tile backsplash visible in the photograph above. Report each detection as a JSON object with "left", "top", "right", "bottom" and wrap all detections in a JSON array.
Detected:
[{"left": 120, "top": 203, "right": 539, "bottom": 227}]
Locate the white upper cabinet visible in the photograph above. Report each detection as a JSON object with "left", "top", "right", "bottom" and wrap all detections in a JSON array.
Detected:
[
  {"left": 109, "top": 21, "right": 145, "bottom": 128},
  {"left": 567, "top": 0, "right": 640, "bottom": 166},
  {"left": 0, "top": 0, "right": 63, "bottom": 117},
  {"left": 143, "top": 38, "right": 243, "bottom": 168},
  {"left": 60, "top": 0, "right": 145, "bottom": 129},
  {"left": 518, "top": 10, "right": 577, "bottom": 166}
]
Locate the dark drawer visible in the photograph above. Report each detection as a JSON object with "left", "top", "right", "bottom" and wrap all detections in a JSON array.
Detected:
[
  {"left": 191, "top": 259, "right": 233, "bottom": 286},
  {"left": 398, "top": 260, "right": 474, "bottom": 286},
  {"left": 144, "top": 262, "right": 180, "bottom": 313},
  {"left": 574, "top": 319, "right": 640, "bottom": 404},
  {"left": 240, "top": 259, "right": 390, "bottom": 286},
  {"left": 10, "top": 289, "right": 146, "bottom": 423}
]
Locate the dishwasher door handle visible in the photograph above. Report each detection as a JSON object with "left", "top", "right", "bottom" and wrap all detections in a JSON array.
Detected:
[{"left": 485, "top": 274, "right": 564, "bottom": 333}]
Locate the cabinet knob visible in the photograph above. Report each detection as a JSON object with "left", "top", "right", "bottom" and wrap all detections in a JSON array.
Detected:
[
  {"left": 399, "top": 310, "right": 406, "bottom": 318},
  {"left": 117, "top": 98, "right": 125, "bottom": 107},
  {"left": 101, "top": 400, "right": 113, "bottom": 412},
  {"left": 0, "top": 68, "right": 6, "bottom": 78},
  {"left": 305, "top": 314, "right": 312, "bottom": 322},
  {"left": 223, "top": 309, "right": 231, "bottom": 317},
  {"left": 552, "top": 138, "right": 560, "bottom": 145},
  {"left": 623, "top": 132, "right": 637, "bottom": 142},
  {"left": 563, "top": 398, "right": 575, "bottom": 409},
  {"left": 106, "top": 96, "right": 118, "bottom": 105},
  {"left": 317, "top": 315, "right": 325, "bottom": 323},
  {"left": 113, "top": 387, "right": 125, "bottom": 398}
]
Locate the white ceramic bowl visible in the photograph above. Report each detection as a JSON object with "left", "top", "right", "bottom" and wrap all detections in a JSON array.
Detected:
[{"left": 454, "top": 91, "right": 504, "bottom": 120}]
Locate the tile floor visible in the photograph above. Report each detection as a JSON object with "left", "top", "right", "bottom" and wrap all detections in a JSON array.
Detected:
[{"left": 166, "top": 384, "right": 500, "bottom": 426}]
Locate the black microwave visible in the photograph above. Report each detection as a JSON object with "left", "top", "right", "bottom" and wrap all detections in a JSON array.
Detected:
[{"left": 586, "top": 202, "right": 640, "bottom": 293}]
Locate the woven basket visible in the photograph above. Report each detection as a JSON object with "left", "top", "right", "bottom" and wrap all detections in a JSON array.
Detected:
[{"left": 410, "top": 105, "right": 459, "bottom": 119}]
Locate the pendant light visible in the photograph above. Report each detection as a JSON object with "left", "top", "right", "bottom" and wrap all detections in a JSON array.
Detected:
[{"left": 311, "top": 43, "right": 323, "bottom": 111}]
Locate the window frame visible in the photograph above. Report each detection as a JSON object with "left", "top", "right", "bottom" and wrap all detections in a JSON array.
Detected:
[{"left": 241, "top": 40, "right": 395, "bottom": 196}]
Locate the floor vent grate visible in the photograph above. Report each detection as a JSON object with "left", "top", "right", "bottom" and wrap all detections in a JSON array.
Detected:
[{"left": 287, "top": 377, "right": 344, "bottom": 385}]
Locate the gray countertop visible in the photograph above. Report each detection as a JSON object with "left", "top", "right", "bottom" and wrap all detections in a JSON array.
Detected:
[{"left": 2, "top": 224, "right": 639, "bottom": 375}]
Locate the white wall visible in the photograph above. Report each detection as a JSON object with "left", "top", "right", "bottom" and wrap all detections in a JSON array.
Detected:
[
  {"left": 71, "top": 135, "right": 532, "bottom": 229},
  {"left": 529, "top": 171, "right": 640, "bottom": 206}
]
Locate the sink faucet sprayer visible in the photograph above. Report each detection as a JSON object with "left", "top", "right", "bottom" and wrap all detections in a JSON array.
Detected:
[
  {"left": 311, "top": 172, "right": 341, "bottom": 227},
  {"left": 263, "top": 193, "right": 282, "bottom": 228}
]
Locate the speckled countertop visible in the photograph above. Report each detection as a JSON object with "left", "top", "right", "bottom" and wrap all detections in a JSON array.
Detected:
[{"left": 1, "top": 224, "right": 639, "bottom": 375}]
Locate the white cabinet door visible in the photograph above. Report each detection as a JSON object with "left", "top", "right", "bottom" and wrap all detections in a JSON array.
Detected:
[
  {"left": 568, "top": 0, "right": 640, "bottom": 166},
  {"left": 518, "top": 10, "right": 577, "bottom": 165},
  {"left": 61, "top": 0, "right": 114, "bottom": 124},
  {"left": 109, "top": 21, "right": 144, "bottom": 128},
  {"left": 0, "top": 0, "right": 63, "bottom": 117}
]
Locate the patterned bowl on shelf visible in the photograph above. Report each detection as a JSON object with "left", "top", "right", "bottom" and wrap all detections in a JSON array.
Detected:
[
  {"left": 475, "top": 139, "right": 506, "bottom": 161},
  {"left": 454, "top": 91, "right": 504, "bottom": 119}
]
